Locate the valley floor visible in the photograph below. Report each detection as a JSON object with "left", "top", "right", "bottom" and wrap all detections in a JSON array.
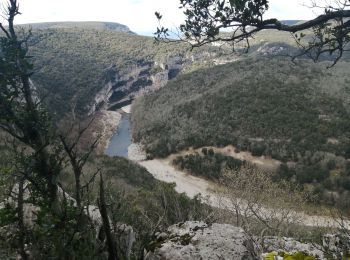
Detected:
[
  {"left": 137, "top": 155, "right": 349, "bottom": 229},
  {"left": 101, "top": 106, "right": 349, "bottom": 230},
  {"left": 167, "top": 145, "right": 282, "bottom": 171}
]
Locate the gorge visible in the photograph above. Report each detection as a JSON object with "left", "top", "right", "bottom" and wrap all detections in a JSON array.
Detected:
[{"left": 1, "top": 17, "right": 350, "bottom": 259}]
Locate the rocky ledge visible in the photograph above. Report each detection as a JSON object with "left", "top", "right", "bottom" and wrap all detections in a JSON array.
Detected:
[
  {"left": 145, "top": 221, "right": 325, "bottom": 260},
  {"left": 145, "top": 221, "right": 257, "bottom": 260}
]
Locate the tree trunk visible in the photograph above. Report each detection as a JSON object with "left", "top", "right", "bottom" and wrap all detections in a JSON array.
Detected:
[
  {"left": 98, "top": 175, "right": 119, "bottom": 260},
  {"left": 17, "top": 179, "right": 28, "bottom": 260}
]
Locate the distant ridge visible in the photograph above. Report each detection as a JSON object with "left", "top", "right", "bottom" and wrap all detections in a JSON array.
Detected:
[
  {"left": 17, "top": 21, "right": 134, "bottom": 34},
  {"left": 280, "top": 20, "right": 303, "bottom": 26}
]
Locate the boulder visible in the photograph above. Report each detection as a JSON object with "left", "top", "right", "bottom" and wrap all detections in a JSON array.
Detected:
[
  {"left": 145, "top": 221, "right": 329, "bottom": 260},
  {"left": 145, "top": 221, "right": 257, "bottom": 260},
  {"left": 262, "top": 237, "right": 324, "bottom": 259}
]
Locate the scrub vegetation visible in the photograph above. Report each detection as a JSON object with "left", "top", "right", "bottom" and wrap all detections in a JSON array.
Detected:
[
  {"left": 132, "top": 57, "right": 350, "bottom": 209},
  {"left": 28, "top": 23, "right": 223, "bottom": 118}
]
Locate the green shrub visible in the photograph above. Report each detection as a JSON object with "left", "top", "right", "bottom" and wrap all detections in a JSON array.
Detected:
[{"left": 173, "top": 152, "right": 245, "bottom": 181}]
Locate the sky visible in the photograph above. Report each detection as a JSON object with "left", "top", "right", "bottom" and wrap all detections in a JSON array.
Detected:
[{"left": 0, "top": 0, "right": 324, "bottom": 35}]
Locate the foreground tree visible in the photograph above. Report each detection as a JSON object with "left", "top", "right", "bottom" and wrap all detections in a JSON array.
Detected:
[
  {"left": 0, "top": 0, "right": 62, "bottom": 204},
  {"left": 0, "top": 1, "right": 120, "bottom": 258},
  {"left": 156, "top": 0, "right": 350, "bottom": 65}
]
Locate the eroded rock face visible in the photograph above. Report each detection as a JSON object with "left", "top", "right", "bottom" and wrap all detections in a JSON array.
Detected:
[
  {"left": 102, "top": 58, "right": 182, "bottom": 111},
  {"left": 145, "top": 221, "right": 257, "bottom": 260},
  {"left": 90, "top": 51, "right": 234, "bottom": 114}
]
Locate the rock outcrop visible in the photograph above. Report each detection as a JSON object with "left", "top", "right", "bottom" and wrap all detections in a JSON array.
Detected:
[
  {"left": 145, "top": 221, "right": 257, "bottom": 260},
  {"left": 145, "top": 221, "right": 326, "bottom": 260},
  {"left": 263, "top": 237, "right": 324, "bottom": 259},
  {"left": 102, "top": 58, "right": 183, "bottom": 111},
  {"left": 90, "top": 51, "right": 234, "bottom": 113}
]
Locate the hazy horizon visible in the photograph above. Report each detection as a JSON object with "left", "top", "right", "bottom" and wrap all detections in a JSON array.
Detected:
[{"left": 0, "top": 0, "right": 324, "bottom": 35}]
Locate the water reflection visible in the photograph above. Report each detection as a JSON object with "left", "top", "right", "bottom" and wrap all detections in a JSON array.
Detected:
[{"left": 105, "top": 113, "right": 132, "bottom": 157}]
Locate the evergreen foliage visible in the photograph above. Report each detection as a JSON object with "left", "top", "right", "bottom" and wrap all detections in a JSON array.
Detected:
[
  {"left": 132, "top": 58, "right": 350, "bottom": 160},
  {"left": 132, "top": 57, "right": 350, "bottom": 208},
  {"left": 173, "top": 150, "right": 245, "bottom": 180}
]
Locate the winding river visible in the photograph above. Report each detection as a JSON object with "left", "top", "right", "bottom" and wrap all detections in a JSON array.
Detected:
[
  {"left": 105, "top": 112, "right": 132, "bottom": 157},
  {"left": 104, "top": 108, "right": 349, "bottom": 229}
]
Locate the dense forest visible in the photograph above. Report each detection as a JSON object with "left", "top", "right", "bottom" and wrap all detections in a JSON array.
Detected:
[
  {"left": 132, "top": 58, "right": 350, "bottom": 158},
  {"left": 173, "top": 148, "right": 246, "bottom": 180}
]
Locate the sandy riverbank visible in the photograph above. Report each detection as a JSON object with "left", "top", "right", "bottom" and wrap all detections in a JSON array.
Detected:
[
  {"left": 167, "top": 145, "right": 281, "bottom": 171},
  {"left": 121, "top": 105, "right": 131, "bottom": 114},
  {"left": 138, "top": 157, "right": 349, "bottom": 229},
  {"left": 101, "top": 108, "right": 348, "bottom": 229}
]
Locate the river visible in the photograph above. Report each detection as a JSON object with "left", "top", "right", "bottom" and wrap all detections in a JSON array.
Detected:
[
  {"left": 105, "top": 112, "right": 132, "bottom": 157},
  {"left": 104, "top": 109, "right": 348, "bottom": 229}
]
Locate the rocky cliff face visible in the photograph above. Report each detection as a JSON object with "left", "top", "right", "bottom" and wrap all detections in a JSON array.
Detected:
[
  {"left": 91, "top": 51, "right": 233, "bottom": 113},
  {"left": 89, "top": 39, "right": 312, "bottom": 115}
]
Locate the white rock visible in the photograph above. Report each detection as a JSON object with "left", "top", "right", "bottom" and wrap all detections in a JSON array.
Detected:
[
  {"left": 128, "top": 143, "right": 147, "bottom": 161},
  {"left": 145, "top": 221, "right": 257, "bottom": 260},
  {"left": 121, "top": 105, "right": 131, "bottom": 114},
  {"left": 262, "top": 237, "right": 325, "bottom": 259}
]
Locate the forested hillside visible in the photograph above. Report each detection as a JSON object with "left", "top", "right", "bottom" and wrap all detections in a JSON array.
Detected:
[
  {"left": 27, "top": 23, "right": 224, "bottom": 118},
  {"left": 26, "top": 21, "right": 345, "bottom": 120},
  {"left": 27, "top": 22, "right": 326, "bottom": 120},
  {"left": 22, "top": 21, "right": 134, "bottom": 33},
  {"left": 132, "top": 58, "right": 350, "bottom": 158},
  {"left": 132, "top": 57, "right": 350, "bottom": 207}
]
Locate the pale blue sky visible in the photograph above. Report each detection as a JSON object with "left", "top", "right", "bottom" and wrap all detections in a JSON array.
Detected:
[{"left": 1, "top": 0, "right": 324, "bottom": 35}]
